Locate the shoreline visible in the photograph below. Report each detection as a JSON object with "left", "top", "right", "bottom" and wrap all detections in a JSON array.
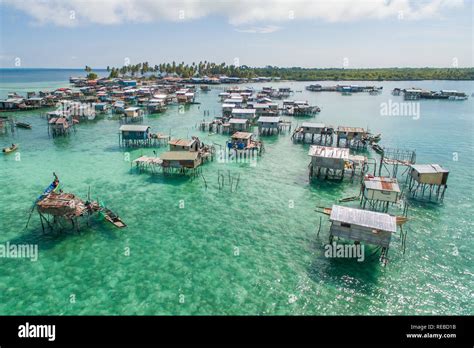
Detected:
[{"left": 2, "top": 67, "right": 473, "bottom": 82}]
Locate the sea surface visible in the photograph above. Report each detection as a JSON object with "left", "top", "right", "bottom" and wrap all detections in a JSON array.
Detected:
[{"left": 0, "top": 69, "right": 473, "bottom": 315}]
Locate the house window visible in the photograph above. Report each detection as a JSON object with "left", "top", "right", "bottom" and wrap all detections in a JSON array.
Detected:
[{"left": 341, "top": 222, "right": 351, "bottom": 228}]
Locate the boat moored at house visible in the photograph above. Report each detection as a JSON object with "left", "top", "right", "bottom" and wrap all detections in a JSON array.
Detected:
[{"left": 227, "top": 132, "right": 263, "bottom": 155}]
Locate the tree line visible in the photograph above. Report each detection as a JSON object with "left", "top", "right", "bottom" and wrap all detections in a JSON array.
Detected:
[{"left": 85, "top": 62, "right": 474, "bottom": 81}]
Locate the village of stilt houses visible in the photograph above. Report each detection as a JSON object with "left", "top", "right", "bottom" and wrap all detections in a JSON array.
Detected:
[{"left": 1, "top": 70, "right": 461, "bottom": 268}]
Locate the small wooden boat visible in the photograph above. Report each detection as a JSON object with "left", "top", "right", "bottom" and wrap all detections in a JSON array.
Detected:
[
  {"left": 36, "top": 179, "right": 60, "bottom": 202},
  {"left": 371, "top": 134, "right": 381, "bottom": 143},
  {"left": 371, "top": 143, "right": 384, "bottom": 154},
  {"left": 15, "top": 122, "right": 32, "bottom": 129},
  {"left": 396, "top": 216, "right": 408, "bottom": 226},
  {"left": 315, "top": 206, "right": 332, "bottom": 215},
  {"left": 2, "top": 144, "right": 18, "bottom": 154},
  {"left": 102, "top": 207, "right": 127, "bottom": 228},
  {"left": 339, "top": 195, "right": 359, "bottom": 203}
]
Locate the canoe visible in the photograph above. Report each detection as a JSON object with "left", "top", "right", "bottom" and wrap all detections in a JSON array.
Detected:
[
  {"left": 372, "top": 134, "right": 382, "bottom": 143},
  {"left": 339, "top": 195, "right": 359, "bottom": 203},
  {"left": 396, "top": 216, "right": 408, "bottom": 225},
  {"left": 371, "top": 143, "right": 384, "bottom": 154},
  {"left": 102, "top": 207, "right": 127, "bottom": 228},
  {"left": 105, "top": 215, "right": 127, "bottom": 228},
  {"left": 15, "top": 122, "right": 32, "bottom": 129},
  {"left": 35, "top": 179, "right": 60, "bottom": 204},
  {"left": 316, "top": 206, "right": 332, "bottom": 215},
  {"left": 2, "top": 144, "right": 18, "bottom": 154}
]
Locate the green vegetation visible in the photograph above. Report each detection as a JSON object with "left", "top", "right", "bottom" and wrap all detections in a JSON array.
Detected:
[
  {"left": 86, "top": 72, "right": 98, "bottom": 80},
  {"left": 250, "top": 67, "right": 474, "bottom": 81},
  {"left": 107, "top": 61, "right": 474, "bottom": 80},
  {"left": 84, "top": 65, "right": 98, "bottom": 80}
]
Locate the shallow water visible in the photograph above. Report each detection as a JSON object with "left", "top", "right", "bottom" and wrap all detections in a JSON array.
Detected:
[{"left": 0, "top": 73, "right": 473, "bottom": 315}]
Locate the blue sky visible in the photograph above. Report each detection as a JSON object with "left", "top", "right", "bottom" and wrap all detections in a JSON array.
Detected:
[{"left": 0, "top": 0, "right": 472, "bottom": 68}]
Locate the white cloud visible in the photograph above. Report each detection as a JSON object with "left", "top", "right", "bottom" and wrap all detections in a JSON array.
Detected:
[
  {"left": 2, "top": 0, "right": 466, "bottom": 27},
  {"left": 235, "top": 25, "right": 281, "bottom": 34}
]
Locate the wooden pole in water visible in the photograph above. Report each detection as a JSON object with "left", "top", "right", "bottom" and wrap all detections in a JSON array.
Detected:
[{"left": 39, "top": 213, "right": 45, "bottom": 233}]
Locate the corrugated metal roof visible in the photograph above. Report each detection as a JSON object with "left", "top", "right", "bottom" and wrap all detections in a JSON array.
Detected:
[
  {"left": 225, "top": 98, "right": 243, "bottom": 103},
  {"left": 302, "top": 122, "right": 325, "bottom": 128},
  {"left": 364, "top": 176, "right": 401, "bottom": 192},
  {"left": 231, "top": 132, "right": 253, "bottom": 139},
  {"left": 232, "top": 108, "right": 256, "bottom": 114},
  {"left": 160, "top": 151, "right": 199, "bottom": 161},
  {"left": 337, "top": 126, "right": 366, "bottom": 133},
  {"left": 169, "top": 138, "right": 195, "bottom": 147},
  {"left": 431, "top": 164, "right": 449, "bottom": 173},
  {"left": 308, "top": 146, "right": 349, "bottom": 159},
  {"left": 119, "top": 125, "right": 150, "bottom": 132},
  {"left": 330, "top": 205, "right": 397, "bottom": 233},
  {"left": 258, "top": 116, "right": 280, "bottom": 123},
  {"left": 411, "top": 164, "right": 449, "bottom": 174},
  {"left": 229, "top": 118, "right": 248, "bottom": 124}
]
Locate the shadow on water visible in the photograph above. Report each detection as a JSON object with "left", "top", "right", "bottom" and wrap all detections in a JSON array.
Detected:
[
  {"left": 405, "top": 197, "right": 448, "bottom": 210},
  {"left": 143, "top": 173, "right": 194, "bottom": 186},
  {"left": 103, "top": 145, "right": 169, "bottom": 155},
  {"left": 3, "top": 216, "right": 121, "bottom": 252},
  {"left": 307, "top": 237, "right": 382, "bottom": 292},
  {"left": 146, "top": 113, "right": 165, "bottom": 119},
  {"left": 102, "top": 145, "right": 127, "bottom": 153},
  {"left": 309, "top": 179, "right": 353, "bottom": 200},
  {"left": 259, "top": 134, "right": 279, "bottom": 144},
  {"left": 52, "top": 135, "right": 72, "bottom": 147}
]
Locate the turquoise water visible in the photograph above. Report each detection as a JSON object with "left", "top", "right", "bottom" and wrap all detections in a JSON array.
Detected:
[
  {"left": 0, "top": 72, "right": 473, "bottom": 315},
  {"left": 0, "top": 68, "right": 108, "bottom": 99}
]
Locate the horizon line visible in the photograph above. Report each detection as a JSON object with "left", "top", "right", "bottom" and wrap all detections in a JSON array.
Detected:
[{"left": 1, "top": 66, "right": 473, "bottom": 70}]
